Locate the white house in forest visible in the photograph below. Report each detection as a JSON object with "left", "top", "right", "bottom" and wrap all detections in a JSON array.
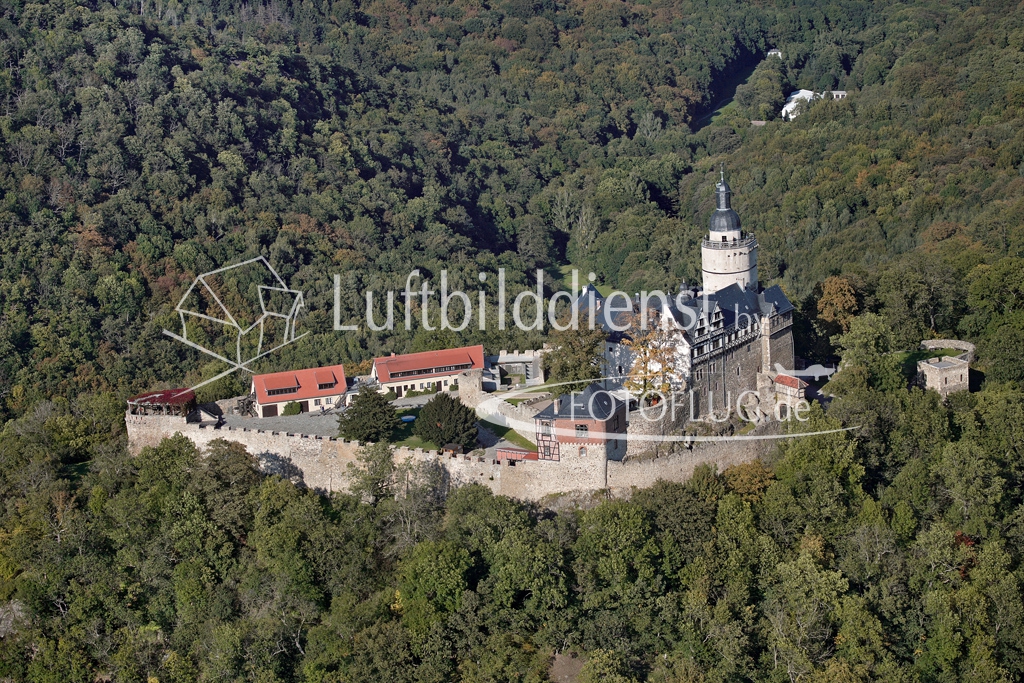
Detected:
[
  {"left": 782, "top": 89, "right": 848, "bottom": 119},
  {"left": 782, "top": 90, "right": 818, "bottom": 119}
]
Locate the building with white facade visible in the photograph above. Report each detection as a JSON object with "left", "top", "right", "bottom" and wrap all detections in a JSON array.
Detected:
[
  {"left": 372, "top": 345, "right": 485, "bottom": 397},
  {"left": 251, "top": 364, "right": 347, "bottom": 417}
]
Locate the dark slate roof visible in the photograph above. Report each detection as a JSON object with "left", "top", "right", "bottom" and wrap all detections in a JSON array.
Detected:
[
  {"left": 571, "top": 285, "right": 637, "bottom": 342},
  {"left": 710, "top": 176, "right": 742, "bottom": 233},
  {"left": 657, "top": 282, "right": 793, "bottom": 338},
  {"left": 710, "top": 208, "right": 742, "bottom": 233},
  {"left": 535, "top": 383, "right": 622, "bottom": 421},
  {"left": 759, "top": 285, "right": 794, "bottom": 316},
  {"left": 571, "top": 280, "right": 793, "bottom": 343}
]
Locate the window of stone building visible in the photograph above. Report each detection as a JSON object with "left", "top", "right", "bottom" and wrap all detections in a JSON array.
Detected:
[
  {"left": 579, "top": 447, "right": 587, "bottom": 458},
  {"left": 576, "top": 424, "right": 589, "bottom": 438}
]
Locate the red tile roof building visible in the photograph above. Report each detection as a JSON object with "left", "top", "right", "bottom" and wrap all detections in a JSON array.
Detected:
[
  {"left": 772, "top": 373, "right": 808, "bottom": 395},
  {"left": 251, "top": 364, "right": 347, "bottom": 418},
  {"left": 372, "top": 345, "right": 485, "bottom": 398}
]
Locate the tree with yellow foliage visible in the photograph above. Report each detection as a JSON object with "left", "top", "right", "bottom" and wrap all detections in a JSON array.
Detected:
[
  {"left": 623, "top": 310, "right": 678, "bottom": 401},
  {"left": 817, "top": 276, "right": 859, "bottom": 332}
]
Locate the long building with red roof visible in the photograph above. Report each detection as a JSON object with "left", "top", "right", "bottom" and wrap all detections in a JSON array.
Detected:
[
  {"left": 250, "top": 364, "right": 347, "bottom": 417},
  {"left": 372, "top": 344, "right": 485, "bottom": 398}
]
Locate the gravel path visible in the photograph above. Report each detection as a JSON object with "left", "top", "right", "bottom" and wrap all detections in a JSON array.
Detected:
[{"left": 221, "top": 410, "right": 342, "bottom": 437}]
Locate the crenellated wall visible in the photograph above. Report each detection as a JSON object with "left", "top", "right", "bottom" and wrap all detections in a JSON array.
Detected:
[
  {"left": 126, "top": 400, "right": 772, "bottom": 501},
  {"left": 126, "top": 412, "right": 505, "bottom": 494}
]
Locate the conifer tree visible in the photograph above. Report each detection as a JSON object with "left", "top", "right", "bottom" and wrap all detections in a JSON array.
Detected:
[
  {"left": 337, "top": 387, "right": 400, "bottom": 443},
  {"left": 413, "top": 392, "right": 478, "bottom": 450}
]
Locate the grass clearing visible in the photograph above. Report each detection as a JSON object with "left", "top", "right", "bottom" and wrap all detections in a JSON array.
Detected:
[
  {"left": 558, "top": 264, "right": 612, "bottom": 297},
  {"left": 391, "top": 407, "right": 439, "bottom": 450},
  {"left": 479, "top": 418, "right": 537, "bottom": 451},
  {"left": 894, "top": 348, "right": 962, "bottom": 378}
]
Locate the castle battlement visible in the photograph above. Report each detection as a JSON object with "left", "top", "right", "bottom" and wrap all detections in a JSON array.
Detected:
[{"left": 124, "top": 408, "right": 768, "bottom": 501}]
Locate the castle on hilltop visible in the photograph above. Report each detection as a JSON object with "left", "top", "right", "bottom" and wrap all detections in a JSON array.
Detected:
[
  {"left": 123, "top": 172, "right": 800, "bottom": 500},
  {"left": 583, "top": 171, "right": 797, "bottom": 418}
]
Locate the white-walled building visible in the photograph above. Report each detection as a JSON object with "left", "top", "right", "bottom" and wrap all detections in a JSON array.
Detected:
[
  {"left": 372, "top": 345, "right": 485, "bottom": 397},
  {"left": 251, "top": 364, "right": 347, "bottom": 417},
  {"left": 782, "top": 89, "right": 818, "bottom": 119}
]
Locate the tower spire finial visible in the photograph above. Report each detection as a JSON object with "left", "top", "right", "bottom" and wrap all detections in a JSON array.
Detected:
[{"left": 715, "top": 165, "right": 731, "bottom": 210}]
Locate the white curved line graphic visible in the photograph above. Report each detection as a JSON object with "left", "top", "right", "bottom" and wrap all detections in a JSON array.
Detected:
[{"left": 476, "top": 376, "right": 858, "bottom": 443}]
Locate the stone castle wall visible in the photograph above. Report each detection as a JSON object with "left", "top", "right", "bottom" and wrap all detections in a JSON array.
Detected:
[
  {"left": 457, "top": 369, "right": 539, "bottom": 442},
  {"left": 919, "top": 339, "right": 975, "bottom": 363},
  {"left": 608, "top": 435, "right": 775, "bottom": 493},
  {"left": 126, "top": 409, "right": 771, "bottom": 502}
]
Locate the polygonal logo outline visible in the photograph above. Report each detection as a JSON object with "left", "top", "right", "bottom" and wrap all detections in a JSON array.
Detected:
[{"left": 163, "top": 256, "right": 307, "bottom": 394}]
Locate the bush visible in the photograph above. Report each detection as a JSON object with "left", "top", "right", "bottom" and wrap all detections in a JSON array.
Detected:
[
  {"left": 383, "top": 390, "right": 398, "bottom": 401},
  {"left": 282, "top": 402, "right": 302, "bottom": 416}
]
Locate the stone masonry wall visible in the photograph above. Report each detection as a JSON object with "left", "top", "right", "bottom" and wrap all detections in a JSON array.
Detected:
[
  {"left": 920, "top": 339, "right": 975, "bottom": 363},
  {"left": 457, "top": 369, "right": 538, "bottom": 442},
  {"left": 608, "top": 436, "right": 775, "bottom": 493},
  {"left": 126, "top": 412, "right": 503, "bottom": 494},
  {"left": 127, "top": 410, "right": 771, "bottom": 501}
]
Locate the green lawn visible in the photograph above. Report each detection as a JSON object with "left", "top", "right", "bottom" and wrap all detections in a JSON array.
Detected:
[
  {"left": 479, "top": 418, "right": 537, "bottom": 451},
  {"left": 558, "top": 264, "right": 612, "bottom": 297},
  {"left": 391, "top": 408, "right": 439, "bottom": 450},
  {"left": 894, "top": 348, "right": 963, "bottom": 378},
  {"left": 709, "top": 100, "right": 738, "bottom": 125}
]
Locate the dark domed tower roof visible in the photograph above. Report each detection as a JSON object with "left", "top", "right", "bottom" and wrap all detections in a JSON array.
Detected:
[{"left": 709, "top": 169, "right": 741, "bottom": 233}]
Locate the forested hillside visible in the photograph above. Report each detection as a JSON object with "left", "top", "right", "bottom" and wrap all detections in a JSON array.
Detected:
[
  {"left": 8, "top": 0, "right": 1021, "bottom": 409},
  {"left": 4, "top": 384, "right": 1024, "bottom": 682},
  {"left": 4, "top": 0, "right": 1024, "bottom": 680}
]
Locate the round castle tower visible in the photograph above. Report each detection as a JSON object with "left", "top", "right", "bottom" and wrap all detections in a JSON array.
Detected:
[{"left": 701, "top": 171, "right": 758, "bottom": 294}]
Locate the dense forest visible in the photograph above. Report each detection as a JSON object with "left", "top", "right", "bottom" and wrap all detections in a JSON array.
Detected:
[
  {"left": 4, "top": 378, "right": 1024, "bottom": 681},
  {"left": 4, "top": 0, "right": 1022, "bottom": 408},
  {"left": 4, "top": 0, "right": 1024, "bottom": 679}
]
